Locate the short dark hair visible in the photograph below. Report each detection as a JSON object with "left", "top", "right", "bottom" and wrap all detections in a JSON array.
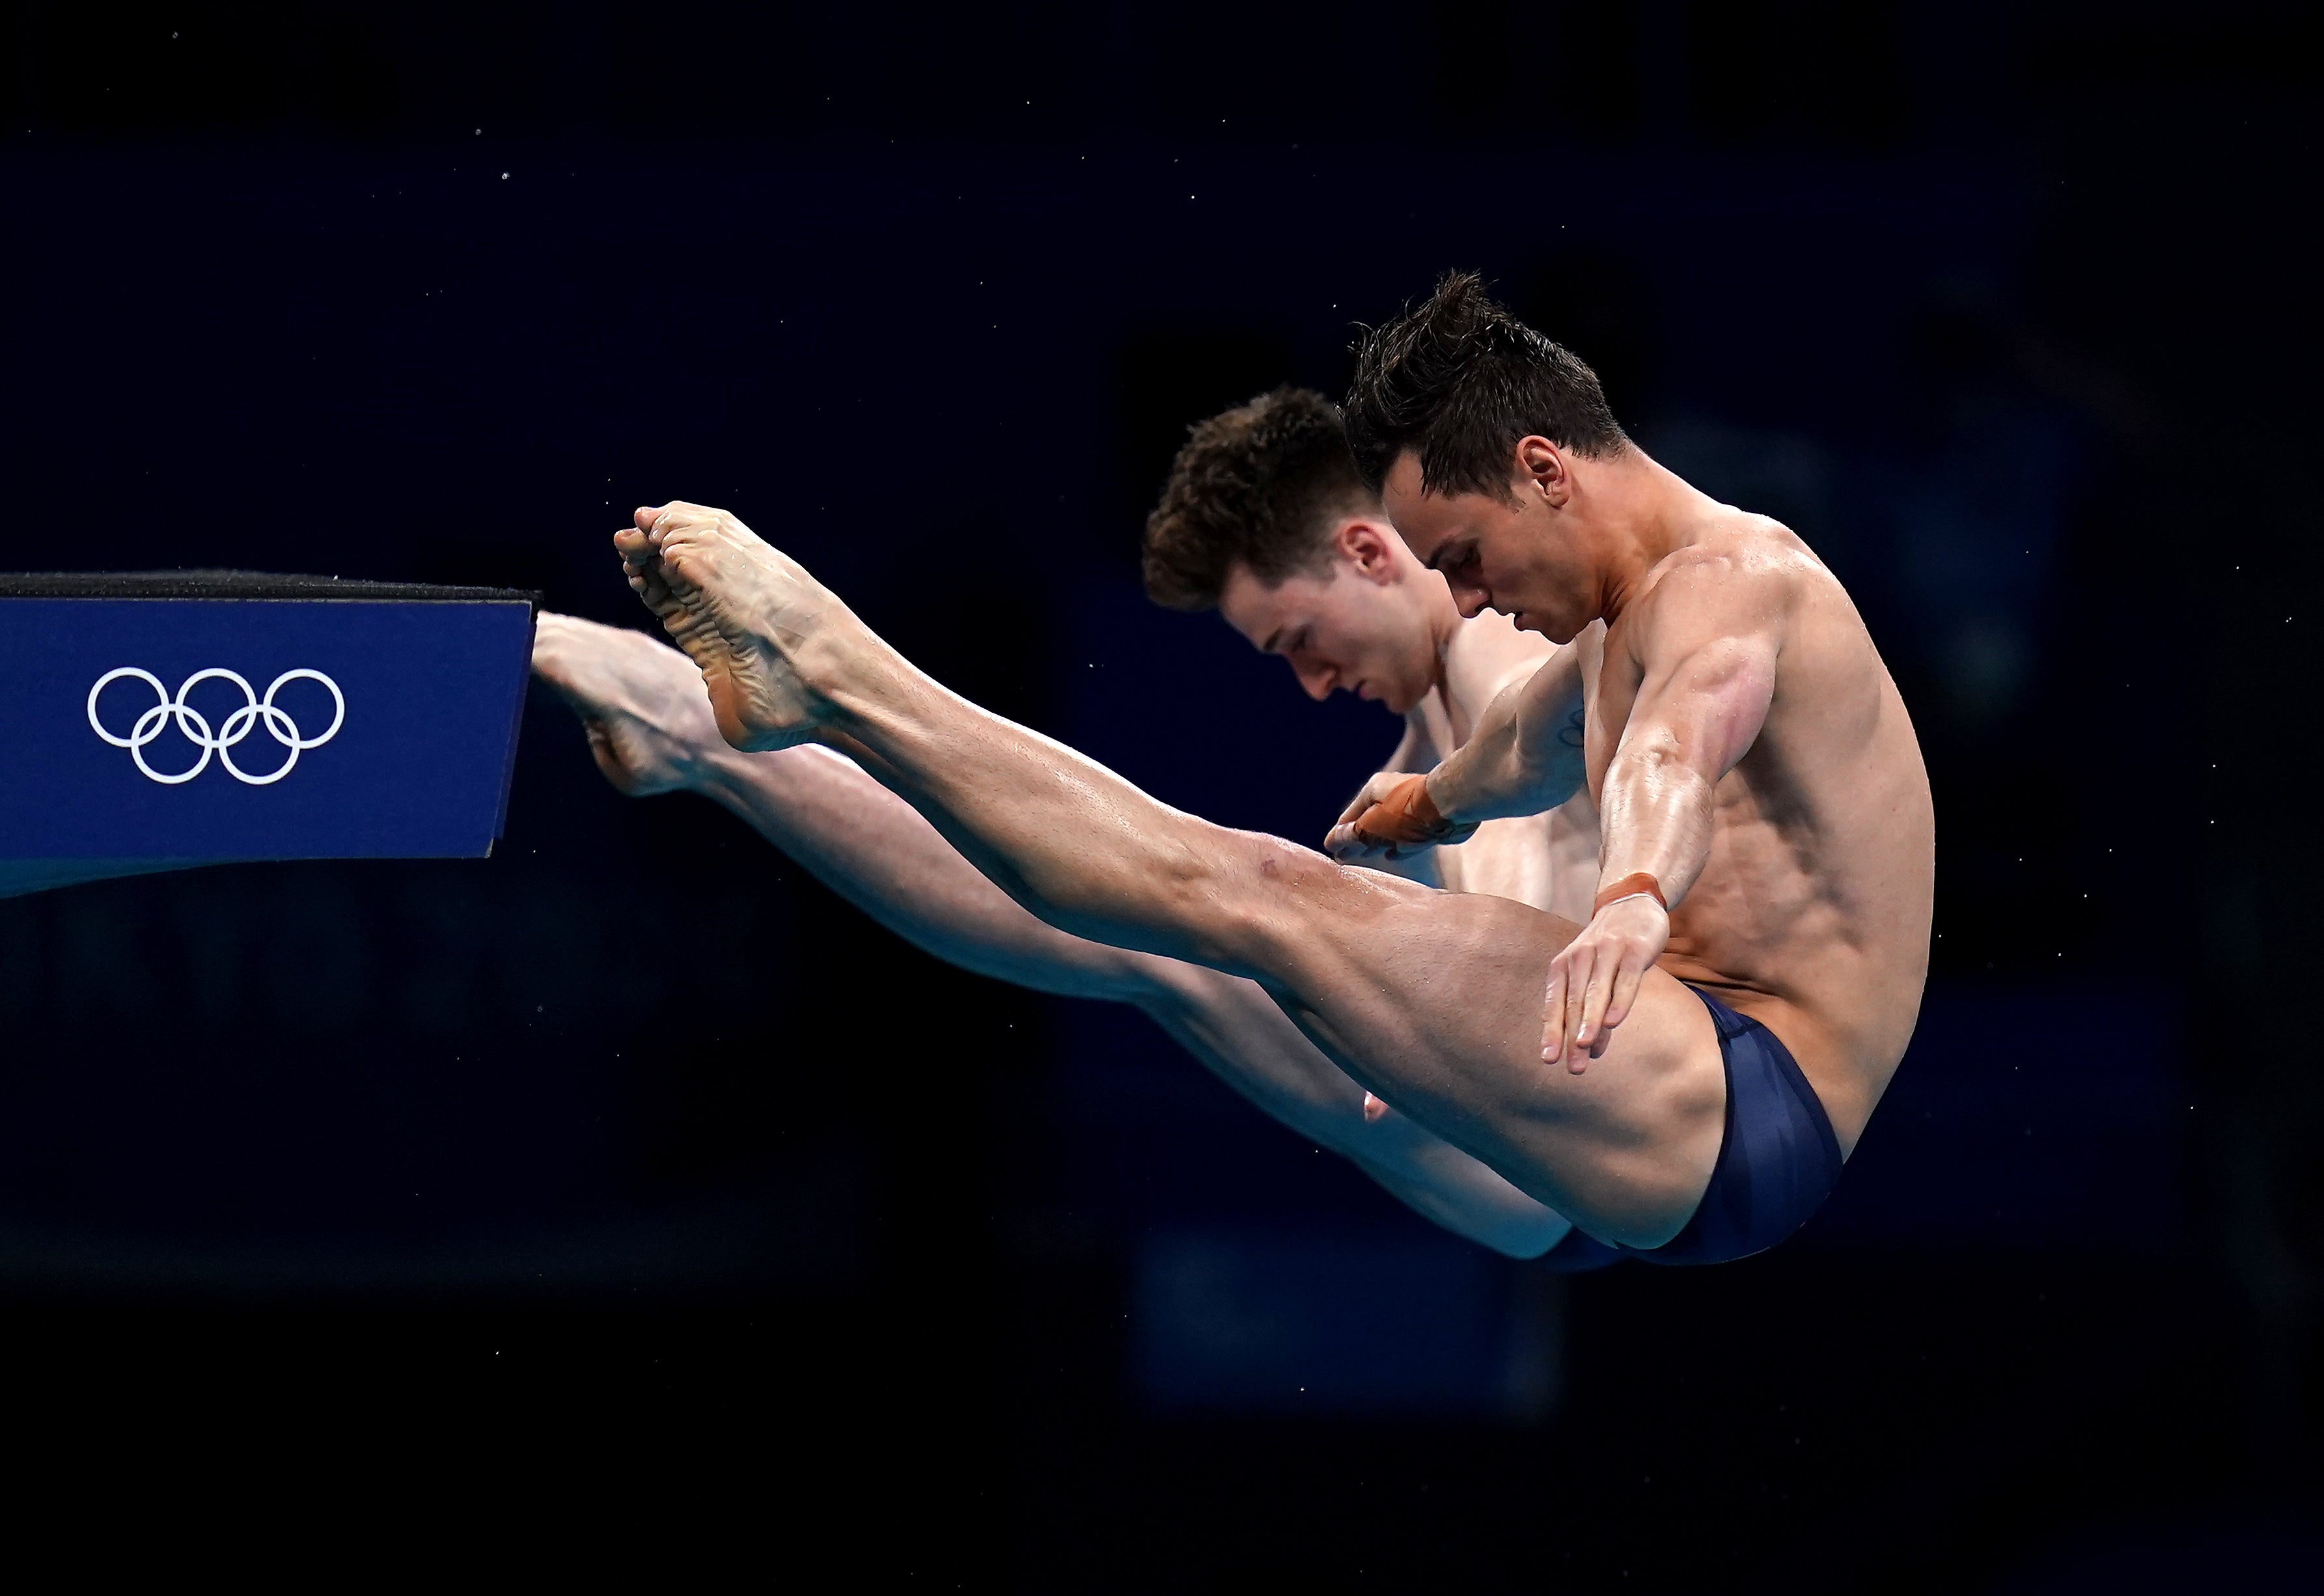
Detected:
[
  {"left": 1141, "top": 387, "right": 1371, "bottom": 612},
  {"left": 1344, "top": 270, "right": 1628, "bottom": 499}
]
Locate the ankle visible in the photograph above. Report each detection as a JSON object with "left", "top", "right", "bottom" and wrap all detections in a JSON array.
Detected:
[{"left": 796, "top": 619, "right": 913, "bottom": 733}]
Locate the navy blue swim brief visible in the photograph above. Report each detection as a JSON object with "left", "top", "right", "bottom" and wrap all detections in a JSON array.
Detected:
[{"left": 1536, "top": 984, "right": 1844, "bottom": 1271}]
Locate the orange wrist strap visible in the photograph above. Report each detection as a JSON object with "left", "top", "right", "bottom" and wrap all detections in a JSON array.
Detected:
[
  {"left": 1353, "top": 775, "right": 1456, "bottom": 848},
  {"left": 1593, "top": 872, "right": 1667, "bottom": 915}
]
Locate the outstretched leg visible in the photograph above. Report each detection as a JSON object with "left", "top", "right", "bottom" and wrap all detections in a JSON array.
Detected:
[
  {"left": 536, "top": 611, "right": 1574, "bottom": 1258},
  {"left": 616, "top": 504, "right": 1725, "bottom": 1246}
]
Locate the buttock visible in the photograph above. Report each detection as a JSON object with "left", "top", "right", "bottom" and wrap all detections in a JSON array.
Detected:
[{"left": 1537, "top": 984, "right": 1843, "bottom": 1270}]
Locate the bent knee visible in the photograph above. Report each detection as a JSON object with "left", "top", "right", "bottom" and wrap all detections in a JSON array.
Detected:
[{"left": 1198, "top": 832, "right": 1418, "bottom": 974}]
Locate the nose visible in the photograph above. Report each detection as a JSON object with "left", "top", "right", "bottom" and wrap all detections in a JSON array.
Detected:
[
  {"left": 1450, "top": 584, "right": 1491, "bottom": 620},
  {"left": 1293, "top": 661, "right": 1336, "bottom": 701}
]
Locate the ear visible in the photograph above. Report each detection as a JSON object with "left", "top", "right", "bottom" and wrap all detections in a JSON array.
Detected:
[
  {"left": 1334, "top": 518, "right": 1404, "bottom": 585},
  {"left": 1515, "top": 435, "right": 1572, "bottom": 508}
]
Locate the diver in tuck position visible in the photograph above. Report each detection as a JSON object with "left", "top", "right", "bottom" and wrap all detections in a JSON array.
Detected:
[
  {"left": 607, "top": 273, "right": 1933, "bottom": 1263},
  {"left": 538, "top": 387, "right": 1601, "bottom": 1261}
]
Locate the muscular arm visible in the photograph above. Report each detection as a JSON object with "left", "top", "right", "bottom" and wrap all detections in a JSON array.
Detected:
[
  {"left": 1596, "top": 634, "right": 1773, "bottom": 905},
  {"left": 1543, "top": 559, "right": 1782, "bottom": 1066},
  {"left": 1324, "top": 646, "right": 1585, "bottom": 862},
  {"left": 1422, "top": 644, "right": 1590, "bottom": 825}
]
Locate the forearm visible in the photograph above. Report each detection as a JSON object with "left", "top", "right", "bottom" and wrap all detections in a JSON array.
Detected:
[
  {"left": 1132, "top": 961, "right": 1570, "bottom": 1258},
  {"left": 1588, "top": 611, "right": 1778, "bottom": 907},
  {"left": 1425, "top": 652, "right": 1586, "bottom": 824},
  {"left": 693, "top": 742, "right": 1153, "bottom": 1001},
  {"left": 1594, "top": 744, "right": 1719, "bottom": 905}
]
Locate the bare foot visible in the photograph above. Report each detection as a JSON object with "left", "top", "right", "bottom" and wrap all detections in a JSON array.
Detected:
[
  {"left": 531, "top": 612, "right": 724, "bottom": 797},
  {"left": 613, "top": 501, "right": 849, "bottom": 751}
]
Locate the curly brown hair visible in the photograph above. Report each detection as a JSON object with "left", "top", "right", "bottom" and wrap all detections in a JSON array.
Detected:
[{"left": 1141, "top": 387, "right": 1372, "bottom": 612}]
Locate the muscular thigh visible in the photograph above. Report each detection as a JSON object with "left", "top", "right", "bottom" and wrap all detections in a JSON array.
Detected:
[{"left": 1228, "top": 847, "right": 1726, "bottom": 1248}]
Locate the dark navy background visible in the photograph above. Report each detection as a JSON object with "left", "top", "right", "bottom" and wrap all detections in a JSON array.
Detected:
[
  {"left": 0, "top": 3, "right": 2317, "bottom": 1589},
  {"left": 0, "top": 598, "right": 531, "bottom": 856}
]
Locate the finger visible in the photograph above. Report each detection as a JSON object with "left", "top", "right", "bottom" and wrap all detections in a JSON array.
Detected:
[
  {"left": 1590, "top": 944, "right": 1657, "bottom": 1061},
  {"left": 1562, "top": 946, "right": 1598, "bottom": 1073},
  {"left": 1543, "top": 957, "right": 1562, "bottom": 1068},
  {"left": 1349, "top": 805, "right": 1396, "bottom": 850},
  {"left": 1541, "top": 952, "right": 1575, "bottom": 1064},
  {"left": 1599, "top": 952, "right": 1650, "bottom": 1038},
  {"left": 1573, "top": 944, "right": 1616, "bottom": 1053},
  {"left": 1338, "top": 794, "right": 1385, "bottom": 841}
]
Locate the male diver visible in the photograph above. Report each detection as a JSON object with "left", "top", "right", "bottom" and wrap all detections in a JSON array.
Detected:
[
  {"left": 601, "top": 272, "right": 1931, "bottom": 1263},
  {"left": 536, "top": 388, "right": 1599, "bottom": 1259}
]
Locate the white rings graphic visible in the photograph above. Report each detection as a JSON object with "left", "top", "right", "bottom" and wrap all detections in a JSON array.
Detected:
[{"left": 87, "top": 667, "right": 345, "bottom": 786}]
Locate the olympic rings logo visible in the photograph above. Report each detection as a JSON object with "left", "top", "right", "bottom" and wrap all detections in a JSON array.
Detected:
[{"left": 87, "top": 668, "right": 345, "bottom": 786}]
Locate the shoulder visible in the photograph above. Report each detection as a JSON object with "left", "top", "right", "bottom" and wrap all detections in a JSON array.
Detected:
[
  {"left": 1659, "top": 514, "right": 1820, "bottom": 595},
  {"left": 1609, "top": 521, "right": 1823, "bottom": 688},
  {"left": 1629, "top": 518, "right": 1822, "bottom": 640}
]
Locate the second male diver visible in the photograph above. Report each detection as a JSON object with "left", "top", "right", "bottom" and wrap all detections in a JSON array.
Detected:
[
  {"left": 602, "top": 271, "right": 1932, "bottom": 1263},
  {"left": 534, "top": 389, "right": 1603, "bottom": 1259}
]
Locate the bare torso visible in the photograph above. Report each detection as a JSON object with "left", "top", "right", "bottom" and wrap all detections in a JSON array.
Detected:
[{"left": 1586, "top": 510, "right": 1933, "bottom": 1151}]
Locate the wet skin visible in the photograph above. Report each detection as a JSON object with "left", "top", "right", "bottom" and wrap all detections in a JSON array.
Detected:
[
  {"left": 532, "top": 609, "right": 1578, "bottom": 1257},
  {"left": 1374, "top": 438, "right": 1934, "bottom": 1153},
  {"left": 611, "top": 502, "right": 1735, "bottom": 1248}
]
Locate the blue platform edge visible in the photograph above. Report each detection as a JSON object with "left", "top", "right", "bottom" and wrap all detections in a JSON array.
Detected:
[{"left": 0, "top": 594, "right": 537, "bottom": 860}]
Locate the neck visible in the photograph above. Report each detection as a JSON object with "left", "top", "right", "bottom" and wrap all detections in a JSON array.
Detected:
[
  {"left": 1399, "top": 576, "right": 1467, "bottom": 741},
  {"left": 1424, "top": 583, "right": 1463, "bottom": 691},
  {"left": 1584, "top": 447, "right": 1698, "bottom": 627},
  {"left": 1387, "top": 542, "right": 1467, "bottom": 699}
]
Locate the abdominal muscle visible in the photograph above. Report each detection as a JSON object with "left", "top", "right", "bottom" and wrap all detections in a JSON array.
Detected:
[{"left": 1647, "top": 765, "right": 1930, "bottom": 1159}]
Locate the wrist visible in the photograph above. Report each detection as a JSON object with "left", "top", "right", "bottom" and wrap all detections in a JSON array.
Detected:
[
  {"left": 1592, "top": 871, "right": 1667, "bottom": 916},
  {"left": 1418, "top": 767, "right": 1465, "bottom": 827},
  {"left": 1348, "top": 771, "right": 1470, "bottom": 853}
]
